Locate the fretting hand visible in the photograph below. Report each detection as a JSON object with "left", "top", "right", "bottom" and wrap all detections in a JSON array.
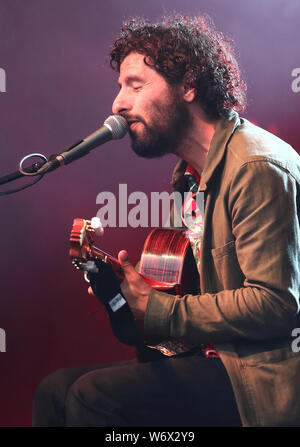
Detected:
[{"left": 88, "top": 249, "right": 151, "bottom": 320}]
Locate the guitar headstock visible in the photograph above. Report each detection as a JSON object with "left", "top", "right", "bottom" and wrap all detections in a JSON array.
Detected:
[
  {"left": 69, "top": 217, "right": 102, "bottom": 271},
  {"left": 69, "top": 217, "right": 124, "bottom": 280}
]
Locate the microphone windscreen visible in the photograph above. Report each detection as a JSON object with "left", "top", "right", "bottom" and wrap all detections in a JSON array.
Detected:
[{"left": 104, "top": 115, "right": 128, "bottom": 139}]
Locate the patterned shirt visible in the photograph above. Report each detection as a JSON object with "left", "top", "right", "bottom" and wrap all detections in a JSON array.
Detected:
[{"left": 148, "top": 164, "right": 219, "bottom": 358}]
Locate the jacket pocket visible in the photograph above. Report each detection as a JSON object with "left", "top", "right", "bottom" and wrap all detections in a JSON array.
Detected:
[{"left": 211, "top": 240, "right": 245, "bottom": 290}]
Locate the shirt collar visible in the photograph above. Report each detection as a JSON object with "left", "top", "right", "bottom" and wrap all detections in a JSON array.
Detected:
[{"left": 171, "top": 110, "right": 241, "bottom": 192}]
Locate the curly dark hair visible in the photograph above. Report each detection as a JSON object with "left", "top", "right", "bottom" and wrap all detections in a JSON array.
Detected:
[{"left": 110, "top": 14, "right": 247, "bottom": 120}]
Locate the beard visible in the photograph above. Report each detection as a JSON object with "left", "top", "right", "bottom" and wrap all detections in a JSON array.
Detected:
[{"left": 125, "top": 90, "right": 192, "bottom": 159}]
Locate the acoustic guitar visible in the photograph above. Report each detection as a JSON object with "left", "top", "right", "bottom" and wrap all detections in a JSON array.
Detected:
[{"left": 69, "top": 217, "right": 199, "bottom": 347}]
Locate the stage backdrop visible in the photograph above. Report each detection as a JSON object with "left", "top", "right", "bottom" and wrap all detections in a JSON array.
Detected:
[{"left": 0, "top": 0, "right": 299, "bottom": 426}]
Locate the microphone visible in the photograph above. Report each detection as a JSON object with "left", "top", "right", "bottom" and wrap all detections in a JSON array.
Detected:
[{"left": 39, "top": 115, "right": 128, "bottom": 173}]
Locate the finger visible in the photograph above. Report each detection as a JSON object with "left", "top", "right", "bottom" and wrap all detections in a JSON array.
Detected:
[
  {"left": 118, "top": 250, "right": 137, "bottom": 278},
  {"left": 118, "top": 249, "right": 129, "bottom": 264}
]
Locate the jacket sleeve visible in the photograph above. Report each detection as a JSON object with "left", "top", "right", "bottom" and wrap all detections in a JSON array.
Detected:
[{"left": 144, "top": 160, "right": 300, "bottom": 346}]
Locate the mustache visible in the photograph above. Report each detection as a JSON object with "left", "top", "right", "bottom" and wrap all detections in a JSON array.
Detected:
[{"left": 118, "top": 113, "right": 146, "bottom": 126}]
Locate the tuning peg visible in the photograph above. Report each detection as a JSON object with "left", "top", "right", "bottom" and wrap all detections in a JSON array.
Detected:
[{"left": 90, "top": 216, "right": 104, "bottom": 237}]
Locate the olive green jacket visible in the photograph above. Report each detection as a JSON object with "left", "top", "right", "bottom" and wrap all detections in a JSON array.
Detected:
[{"left": 144, "top": 110, "right": 300, "bottom": 426}]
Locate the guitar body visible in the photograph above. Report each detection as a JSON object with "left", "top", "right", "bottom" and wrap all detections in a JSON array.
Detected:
[
  {"left": 139, "top": 228, "right": 199, "bottom": 295},
  {"left": 69, "top": 218, "right": 199, "bottom": 347}
]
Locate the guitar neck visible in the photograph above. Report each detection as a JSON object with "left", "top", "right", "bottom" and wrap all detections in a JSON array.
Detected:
[{"left": 91, "top": 245, "right": 124, "bottom": 281}]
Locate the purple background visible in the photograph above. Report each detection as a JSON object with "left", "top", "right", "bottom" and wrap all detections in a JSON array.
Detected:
[{"left": 0, "top": 0, "right": 299, "bottom": 426}]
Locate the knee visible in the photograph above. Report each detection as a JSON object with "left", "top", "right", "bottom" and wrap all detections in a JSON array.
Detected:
[
  {"left": 64, "top": 371, "right": 124, "bottom": 427},
  {"left": 32, "top": 368, "right": 73, "bottom": 427},
  {"left": 64, "top": 373, "right": 100, "bottom": 426},
  {"left": 34, "top": 368, "right": 71, "bottom": 404}
]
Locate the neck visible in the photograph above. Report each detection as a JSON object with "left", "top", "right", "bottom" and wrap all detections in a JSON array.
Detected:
[{"left": 175, "top": 108, "right": 219, "bottom": 176}]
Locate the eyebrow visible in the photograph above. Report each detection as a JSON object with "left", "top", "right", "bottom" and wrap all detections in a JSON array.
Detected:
[{"left": 118, "top": 75, "right": 144, "bottom": 88}]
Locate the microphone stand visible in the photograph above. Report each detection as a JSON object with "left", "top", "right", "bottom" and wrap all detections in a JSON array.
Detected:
[
  {"left": 0, "top": 159, "right": 46, "bottom": 186},
  {"left": 0, "top": 155, "right": 48, "bottom": 196},
  {"left": 0, "top": 138, "right": 86, "bottom": 196}
]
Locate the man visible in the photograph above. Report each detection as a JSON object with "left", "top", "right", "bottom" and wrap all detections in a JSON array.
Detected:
[{"left": 33, "top": 14, "right": 300, "bottom": 427}]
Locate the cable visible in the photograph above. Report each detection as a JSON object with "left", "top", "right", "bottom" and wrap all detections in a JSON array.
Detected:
[
  {"left": 0, "top": 153, "right": 47, "bottom": 195},
  {"left": 0, "top": 174, "right": 44, "bottom": 195}
]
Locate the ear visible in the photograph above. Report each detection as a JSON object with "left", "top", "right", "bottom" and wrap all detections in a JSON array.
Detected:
[{"left": 183, "top": 86, "right": 196, "bottom": 103}]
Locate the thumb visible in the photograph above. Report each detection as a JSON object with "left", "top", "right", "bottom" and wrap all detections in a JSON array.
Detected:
[{"left": 118, "top": 250, "right": 136, "bottom": 277}]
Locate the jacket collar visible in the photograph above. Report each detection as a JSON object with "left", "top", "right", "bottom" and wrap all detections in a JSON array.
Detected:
[{"left": 171, "top": 110, "right": 241, "bottom": 192}]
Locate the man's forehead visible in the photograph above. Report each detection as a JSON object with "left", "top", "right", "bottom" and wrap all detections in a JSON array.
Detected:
[
  {"left": 118, "top": 52, "right": 150, "bottom": 81},
  {"left": 120, "top": 52, "right": 145, "bottom": 70}
]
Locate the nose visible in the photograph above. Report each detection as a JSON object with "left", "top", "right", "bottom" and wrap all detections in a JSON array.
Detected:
[{"left": 112, "top": 88, "right": 132, "bottom": 115}]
